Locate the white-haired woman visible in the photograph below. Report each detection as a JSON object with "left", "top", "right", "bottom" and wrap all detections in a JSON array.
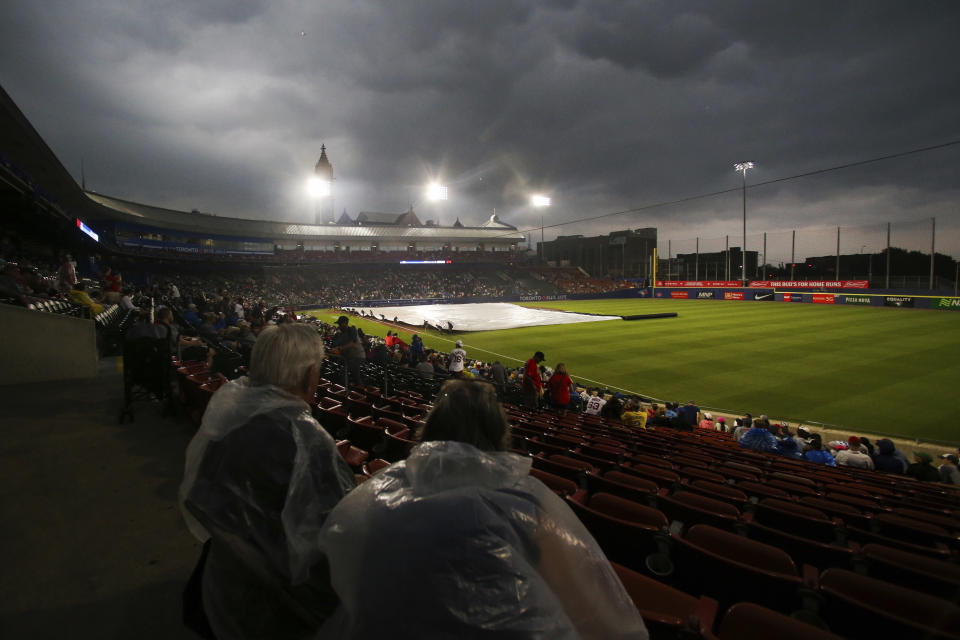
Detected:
[{"left": 180, "top": 323, "right": 356, "bottom": 640}]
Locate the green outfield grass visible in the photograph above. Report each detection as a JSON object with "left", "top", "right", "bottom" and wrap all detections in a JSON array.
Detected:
[{"left": 306, "top": 299, "right": 960, "bottom": 443}]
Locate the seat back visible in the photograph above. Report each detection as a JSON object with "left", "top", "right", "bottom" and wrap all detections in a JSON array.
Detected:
[
  {"left": 820, "top": 568, "right": 960, "bottom": 639},
  {"left": 529, "top": 468, "right": 578, "bottom": 496},
  {"left": 716, "top": 602, "right": 841, "bottom": 640},
  {"left": 589, "top": 492, "right": 669, "bottom": 528},
  {"left": 686, "top": 525, "right": 797, "bottom": 576}
]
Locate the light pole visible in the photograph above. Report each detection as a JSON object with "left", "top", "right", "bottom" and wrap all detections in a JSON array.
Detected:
[
  {"left": 734, "top": 161, "right": 754, "bottom": 285},
  {"left": 426, "top": 182, "right": 448, "bottom": 227},
  {"left": 532, "top": 194, "right": 551, "bottom": 261}
]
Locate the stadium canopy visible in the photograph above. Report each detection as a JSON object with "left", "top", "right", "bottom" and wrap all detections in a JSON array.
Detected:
[{"left": 85, "top": 191, "right": 525, "bottom": 247}]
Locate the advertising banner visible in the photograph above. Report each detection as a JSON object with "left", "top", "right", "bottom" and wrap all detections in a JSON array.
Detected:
[
  {"left": 724, "top": 291, "right": 744, "bottom": 300},
  {"left": 749, "top": 280, "right": 869, "bottom": 289},
  {"left": 812, "top": 294, "right": 835, "bottom": 304},
  {"left": 670, "top": 290, "right": 689, "bottom": 299},
  {"left": 884, "top": 296, "right": 914, "bottom": 308},
  {"left": 783, "top": 293, "right": 803, "bottom": 302},
  {"left": 935, "top": 297, "right": 960, "bottom": 310},
  {"left": 753, "top": 292, "right": 775, "bottom": 302},
  {"left": 696, "top": 291, "right": 715, "bottom": 299},
  {"left": 844, "top": 296, "right": 872, "bottom": 306},
  {"left": 656, "top": 281, "right": 742, "bottom": 287}
]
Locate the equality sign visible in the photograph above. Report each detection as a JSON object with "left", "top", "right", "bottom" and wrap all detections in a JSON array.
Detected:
[{"left": 884, "top": 296, "right": 914, "bottom": 308}]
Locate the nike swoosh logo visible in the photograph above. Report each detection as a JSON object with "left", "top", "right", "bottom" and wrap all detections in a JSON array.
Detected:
[{"left": 755, "top": 294, "right": 772, "bottom": 300}]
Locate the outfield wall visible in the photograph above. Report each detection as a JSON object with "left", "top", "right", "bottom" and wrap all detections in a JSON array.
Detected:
[
  {"left": 296, "top": 285, "right": 959, "bottom": 311},
  {"left": 653, "top": 287, "right": 960, "bottom": 310}
]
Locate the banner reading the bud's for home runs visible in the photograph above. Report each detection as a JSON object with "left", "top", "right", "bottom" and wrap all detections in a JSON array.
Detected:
[
  {"left": 749, "top": 280, "right": 869, "bottom": 289},
  {"left": 655, "top": 281, "right": 742, "bottom": 287}
]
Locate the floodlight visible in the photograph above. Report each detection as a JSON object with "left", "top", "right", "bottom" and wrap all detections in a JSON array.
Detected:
[
  {"left": 427, "top": 182, "right": 448, "bottom": 201},
  {"left": 307, "top": 177, "right": 330, "bottom": 197},
  {"left": 531, "top": 194, "right": 551, "bottom": 207},
  {"left": 734, "top": 162, "right": 755, "bottom": 174}
]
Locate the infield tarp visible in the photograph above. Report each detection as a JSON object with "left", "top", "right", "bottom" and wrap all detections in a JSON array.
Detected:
[{"left": 347, "top": 302, "right": 620, "bottom": 332}]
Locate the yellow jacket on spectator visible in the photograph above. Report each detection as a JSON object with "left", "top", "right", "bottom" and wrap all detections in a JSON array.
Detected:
[
  {"left": 69, "top": 288, "right": 105, "bottom": 316},
  {"left": 622, "top": 410, "right": 648, "bottom": 430}
]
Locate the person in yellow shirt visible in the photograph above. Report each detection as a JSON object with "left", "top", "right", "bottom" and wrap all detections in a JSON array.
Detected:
[
  {"left": 69, "top": 281, "right": 105, "bottom": 317},
  {"left": 620, "top": 399, "right": 647, "bottom": 430}
]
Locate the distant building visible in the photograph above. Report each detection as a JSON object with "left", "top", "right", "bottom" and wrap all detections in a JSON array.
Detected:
[
  {"left": 668, "top": 248, "right": 758, "bottom": 281},
  {"left": 539, "top": 228, "right": 657, "bottom": 278}
]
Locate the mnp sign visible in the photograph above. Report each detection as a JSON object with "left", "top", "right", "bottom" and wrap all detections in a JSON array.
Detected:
[{"left": 935, "top": 298, "right": 960, "bottom": 310}]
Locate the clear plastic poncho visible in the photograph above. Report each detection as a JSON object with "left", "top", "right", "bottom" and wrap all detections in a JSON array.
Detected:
[
  {"left": 180, "top": 378, "right": 356, "bottom": 639},
  {"left": 319, "top": 441, "right": 649, "bottom": 640}
]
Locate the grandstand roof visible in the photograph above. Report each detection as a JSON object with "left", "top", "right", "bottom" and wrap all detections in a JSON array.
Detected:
[{"left": 85, "top": 191, "right": 525, "bottom": 242}]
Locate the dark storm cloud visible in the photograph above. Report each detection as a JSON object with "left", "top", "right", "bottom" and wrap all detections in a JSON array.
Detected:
[{"left": 0, "top": 0, "right": 958, "bottom": 252}]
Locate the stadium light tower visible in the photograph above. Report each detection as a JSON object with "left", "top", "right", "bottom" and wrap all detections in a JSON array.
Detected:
[
  {"left": 426, "top": 182, "right": 448, "bottom": 226},
  {"left": 532, "top": 194, "right": 551, "bottom": 260},
  {"left": 734, "top": 162, "right": 754, "bottom": 284}
]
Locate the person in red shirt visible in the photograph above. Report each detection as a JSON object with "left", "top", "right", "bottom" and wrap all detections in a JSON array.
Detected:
[
  {"left": 521, "top": 351, "right": 545, "bottom": 409},
  {"left": 546, "top": 362, "right": 575, "bottom": 416},
  {"left": 102, "top": 266, "right": 122, "bottom": 304}
]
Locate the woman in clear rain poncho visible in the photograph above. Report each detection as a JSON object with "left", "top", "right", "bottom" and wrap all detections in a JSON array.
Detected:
[
  {"left": 319, "top": 379, "right": 649, "bottom": 639},
  {"left": 180, "top": 323, "right": 356, "bottom": 640}
]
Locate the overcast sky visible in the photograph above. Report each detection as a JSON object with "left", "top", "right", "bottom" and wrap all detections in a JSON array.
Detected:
[{"left": 1, "top": 1, "right": 958, "bottom": 261}]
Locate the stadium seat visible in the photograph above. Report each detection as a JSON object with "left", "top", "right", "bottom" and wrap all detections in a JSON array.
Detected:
[
  {"left": 871, "top": 512, "right": 958, "bottom": 548},
  {"left": 620, "top": 464, "right": 680, "bottom": 489},
  {"left": 361, "top": 458, "right": 391, "bottom": 478},
  {"left": 669, "top": 524, "right": 817, "bottom": 614},
  {"left": 683, "top": 480, "right": 751, "bottom": 510},
  {"left": 565, "top": 491, "right": 669, "bottom": 573},
  {"left": 890, "top": 507, "right": 960, "bottom": 533},
  {"left": 736, "top": 480, "right": 791, "bottom": 501},
  {"left": 657, "top": 490, "right": 744, "bottom": 532},
  {"left": 753, "top": 498, "right": 841, "bottom": 543},
  {"left": 584, "top": 470, "right": 658, "bottom": 504},
  {"left": 335, "top": 440, "right": 369, "bottom": 472},
  {"left": 860, "top": 543, "right": 960, "bottom": 598},
  {"left": 677, "top": 466, "right": 727, "bottom": 485},
  {"left": 628, "top": 452, "right": 676, "bottom": 470},
  {"left": 703, "top": 602, "right": 840, "bottom": 640},
  {"left": 382, "top": 422, "right": 418, "bottom": 462},
  {"left": 531, "top": 455, "right": 589, "bottom": 486},
  {"left": 799, "top": 496, "right": 872, "bottom": 529},
  {"left": 744, "top": 521, "right": 858, "bottom": 570},
  {"left": 819, "top": 568, "right": 960, "bottom": 639},
  {"left": 844, "top": 526, "right": 953, "bottom": 560},
  {"left": 611, "top": 562, "right": 707, "bottom": 638},
  {"left": 529, "top": 468, "right": 578, "bottom": 497}
]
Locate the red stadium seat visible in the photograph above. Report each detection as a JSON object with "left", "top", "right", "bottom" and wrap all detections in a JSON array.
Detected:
[
  {"left": 704, "top": 602, "right": 840, "bottom": 640},
  {"left": 565, "top": 491, "right": 669, "bottom": 573},
  {"left": 612, "top": 562, "right": 708, "bottom": 638},
  {"left": 658, "top": 490, "right": 743, "bottom": 532},
  {"left": 670, "top": 524, "right": 816, "bottom": 614},
  {"left": 529, "top": 468, "right": 578, "bottom": 497},
  {"left": 819, "top": 568, "right": 960, "bottom": 639}
]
